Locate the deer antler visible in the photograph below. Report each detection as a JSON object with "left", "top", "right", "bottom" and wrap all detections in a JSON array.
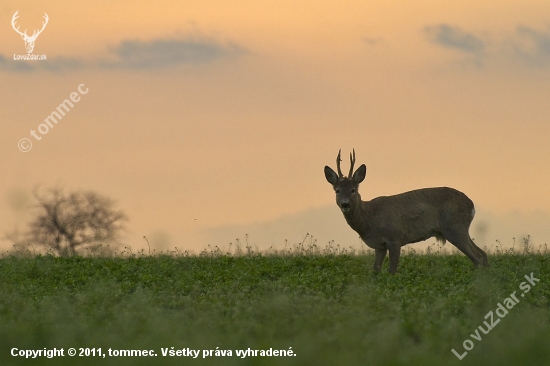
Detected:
[
  {"left": 30, "top": 13, "right": 49, "bottom": 39},
  {"left": 348, "top": 149, "right": 356, "bottom": 177},
  {"left": 11, "top": 11, "right": 27, "bottom": 37},
  {"left": 11, "top": 11, "right": 48, "bottom": 40},
  {"left": 336, "top": 149, "right": 343, "bottom": 177}
]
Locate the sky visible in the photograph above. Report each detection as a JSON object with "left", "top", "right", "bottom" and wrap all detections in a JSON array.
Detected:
[{"left": 1, "top": 0, "right": 550, "bottom": 254}]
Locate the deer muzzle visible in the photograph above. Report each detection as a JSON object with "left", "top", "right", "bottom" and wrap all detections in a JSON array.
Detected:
[{"left": 340, "top": 201, "right": 351, "bottom": 212}]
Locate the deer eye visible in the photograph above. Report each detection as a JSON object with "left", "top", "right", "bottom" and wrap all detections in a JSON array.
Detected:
[
  {"left": 335, "top": 189, "right": 340, "bottom": 193},
  {"left": 351, "top": 189, "right": 356, "bottom": 193}
]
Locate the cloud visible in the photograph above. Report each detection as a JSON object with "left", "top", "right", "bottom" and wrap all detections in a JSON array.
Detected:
[
  {"left": 424, "top": 24, "right": 485, "bottom": 54},
  {"left": 41, "top": 57, "right": 85, "bottom": 72},
  {"left": 199, "top": 205, "right": 550, "bottom": 253},
  {"left": 423, "top": 23, "right": 550, "bottom": 70},
  {"left": 100, "top": 38, "right": 246, "bottom": 69},
  {"left": 200, "top": 206, "right": 364, "bottom": 251},
  {"left": 1, "top": 36, "right": 245, "bottom": 72},
  {"left": 0, "top": 55, "right": 84, "bottom": 73},
  {"left": 512, "top": 25, "right": 550, "bottom": 67},
  {"left": 0, "top": 54, "right": 35, "bottom": 72},
  {"left": 363, "top": 37, "right": 383, "bottom": 46}
]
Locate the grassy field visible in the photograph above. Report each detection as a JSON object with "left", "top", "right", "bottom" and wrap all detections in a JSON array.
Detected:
[{"left": 0, "top": 250, "right": 548, "bottom": 366}]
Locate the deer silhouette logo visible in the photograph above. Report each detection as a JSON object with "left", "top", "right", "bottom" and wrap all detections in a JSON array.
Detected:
[{"left": 11, "top": 11, "right": 49, "bottom": 54}]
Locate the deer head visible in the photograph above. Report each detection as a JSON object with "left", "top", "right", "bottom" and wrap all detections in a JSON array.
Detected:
[
  {"left": 12, "top": 11, "right": 49, "bottom": 54},
  {"left": 324, "top": 149, "right": 366, "bottom": 213}
]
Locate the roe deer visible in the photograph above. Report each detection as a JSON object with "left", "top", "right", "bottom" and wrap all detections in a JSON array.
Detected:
[{"left": 324, "top": 149, "right": 489, "bottom": 274}]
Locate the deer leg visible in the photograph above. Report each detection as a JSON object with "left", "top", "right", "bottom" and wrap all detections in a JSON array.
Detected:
[
  {"left": 387, "top": 244, "right": 401, "bottom": 274},
  {"left": 471, "top": 240, "right": 490, "bottom": 267},
  {"left": 443, "top": 231, "right": 484, "bottom": 267},
  {"left": 373, "top": 248, "right": 387, "bottom": 273}
]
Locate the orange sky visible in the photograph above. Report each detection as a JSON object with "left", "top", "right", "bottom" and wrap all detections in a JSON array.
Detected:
[{"left": 2, "top": 0, "right": 550, "bottom": 253}]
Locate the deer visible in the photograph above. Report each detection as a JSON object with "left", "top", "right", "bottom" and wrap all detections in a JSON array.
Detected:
[
  {"left": 11, "top": 11, "right": 49, "bottom": 54},
  {"left": 324, "top": 149, "right": 489, "bottom": 274}
]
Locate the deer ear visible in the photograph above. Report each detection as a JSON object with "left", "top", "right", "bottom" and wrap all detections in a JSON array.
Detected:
[
  {"left": 324, "top": 166, "right": 339, "bottom": 185},
  {"left": 352, "top": 164, "right": 366, "bottom": 184}
]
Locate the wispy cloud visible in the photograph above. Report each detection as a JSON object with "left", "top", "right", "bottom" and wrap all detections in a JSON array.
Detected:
[
  {"left": 100, "top": 38, "right": 246, "bottom": 69},
  {"left": 363, "top": 36, "right": 383, "bottom": 46},
  {"left": 0, "top": 55, "right": 34, "bottom": 72},
  {"left": 512, "top": 25, "right": 550, "bottom": 67},
  {"left": 423, "top": 23, "right": 550, "bottom": 70},
  {"left": 424, "top": 24, "right": 485, "bottom": 54},
  {"left": 1, "top": 35, "right": 246, "bottom": 73},
  {"left": 41, "top": 57, "right": 85, "bottom": 72},
  {"left": 0, "top": 55, "right": 84, "bottom": 73}
]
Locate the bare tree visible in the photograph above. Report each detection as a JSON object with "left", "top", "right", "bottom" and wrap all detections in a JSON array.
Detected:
[{"left": 7, "top": 187, "right": 126, "bottom": 256}]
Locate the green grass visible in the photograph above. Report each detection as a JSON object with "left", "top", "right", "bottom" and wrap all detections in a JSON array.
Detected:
[{"left": 0, "top": 252, "right": 548, "bottom": 366}]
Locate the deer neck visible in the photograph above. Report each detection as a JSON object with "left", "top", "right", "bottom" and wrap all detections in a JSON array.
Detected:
[{"left": 342, "top": 198, "right": 370, "bottom": 236}]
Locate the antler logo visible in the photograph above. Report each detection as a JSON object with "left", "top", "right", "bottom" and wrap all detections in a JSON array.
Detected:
[{"left": 11, "top": 11, "right": 49, "bottom": 54}]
